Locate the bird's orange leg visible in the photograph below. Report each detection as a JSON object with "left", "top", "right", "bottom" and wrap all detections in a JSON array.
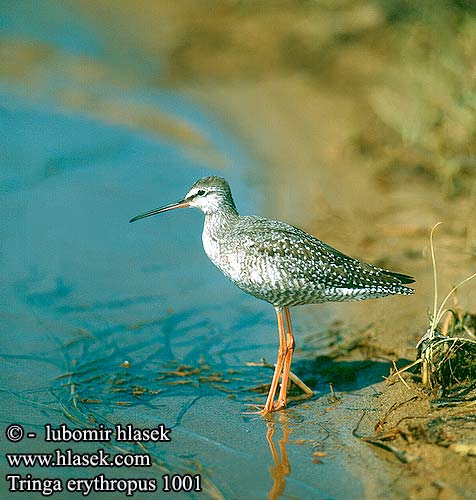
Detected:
[
  {"left": 276, "top": 307, "right": 295, "bottom": 409},
  {"left": 260, "top": 307, "right": 287, "bottom": 415}
]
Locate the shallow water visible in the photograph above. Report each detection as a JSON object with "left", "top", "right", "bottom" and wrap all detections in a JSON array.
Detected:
[{"left": 0, "top": 3, "right": 377, "bottom": 499}]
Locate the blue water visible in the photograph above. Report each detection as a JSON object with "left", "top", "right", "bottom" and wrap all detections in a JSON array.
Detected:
[{"left": 0, "top": 3, "right": 367, "bottom": 499}]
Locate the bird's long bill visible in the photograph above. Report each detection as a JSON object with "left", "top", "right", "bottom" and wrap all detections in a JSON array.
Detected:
[{"left": 129, "top": 200, "right": 190, "bottom": 223}]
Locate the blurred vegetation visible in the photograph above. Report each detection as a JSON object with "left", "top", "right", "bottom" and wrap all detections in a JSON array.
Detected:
[
  {"left": 150, "top": 0, "right": 476, "bottom": 196},
  {"left": 368, "top": 1, "right": 476, "bottom": 197},
  {"left": 76, "top": 0, "right": 476, "bottom": 196}
]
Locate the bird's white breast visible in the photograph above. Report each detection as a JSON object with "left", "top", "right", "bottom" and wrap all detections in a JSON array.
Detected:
[
  {"left": 202, "top": 226, "right": 243, "bottom": 282},
  {"left": 202, "top": 227, "right": 278, "bottom": 291},
  {"left": 202, "top": 230, "right": 220, "bottom": 264}
]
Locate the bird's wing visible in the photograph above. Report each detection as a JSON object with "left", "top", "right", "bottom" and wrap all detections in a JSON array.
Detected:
[{"left": 237, "top": 217, "right": 414, "bottom": 288}]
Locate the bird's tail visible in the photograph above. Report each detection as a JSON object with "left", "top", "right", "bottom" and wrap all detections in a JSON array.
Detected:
[{"left": 381, "top": 269, "right": 415, "bottom": 285}]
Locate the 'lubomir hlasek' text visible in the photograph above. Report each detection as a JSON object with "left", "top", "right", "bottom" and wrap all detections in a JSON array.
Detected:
[{"left": 44, "top": 423, "right": 171, "bottom": 442}]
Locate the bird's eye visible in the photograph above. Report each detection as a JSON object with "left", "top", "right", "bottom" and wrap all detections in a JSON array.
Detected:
[{"left": 197, "top": 189, "right": 206, "bottom": 196}]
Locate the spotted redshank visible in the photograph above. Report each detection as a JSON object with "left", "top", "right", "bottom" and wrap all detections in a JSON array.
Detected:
[{"left": 130, "top": 176, "right": 414, "bottom": 415}]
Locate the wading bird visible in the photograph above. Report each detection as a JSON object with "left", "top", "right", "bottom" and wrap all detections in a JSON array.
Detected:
[{"left": 130, "top": 176, "right": 414, "bottom": 415}]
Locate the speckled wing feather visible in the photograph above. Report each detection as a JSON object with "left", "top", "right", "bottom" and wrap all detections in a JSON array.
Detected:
[{"left": 225, "top": 216, "right": 414, "bottom": 307}]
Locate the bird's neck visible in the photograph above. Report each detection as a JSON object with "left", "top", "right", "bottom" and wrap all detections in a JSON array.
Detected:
[{"left": 203, "top": 205, "right": 239, "bottom": 238}]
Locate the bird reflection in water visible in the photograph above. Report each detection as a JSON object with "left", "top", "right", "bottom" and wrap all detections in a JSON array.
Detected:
[{"left": 266, "top": 415, "right": 291, "bottom": 500}]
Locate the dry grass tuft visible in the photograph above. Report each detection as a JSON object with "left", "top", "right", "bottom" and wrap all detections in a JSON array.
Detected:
[{"left": 416, "top": 223, "right": 476, "bottom": 400}]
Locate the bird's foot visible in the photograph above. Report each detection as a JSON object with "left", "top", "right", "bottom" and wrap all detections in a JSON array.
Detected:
[
  {"left": 243, "top": 401, "right": 286, "bottom": 416},
  {"left": 243, "top": 403, "right": 276, "bottom": 417}
]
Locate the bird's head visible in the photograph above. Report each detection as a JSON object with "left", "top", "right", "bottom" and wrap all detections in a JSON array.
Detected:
[
  {"left": 129, "top": 176, "right": 237, "bottom": 223},
  {"left": 184, "top": 176, "right": 236, "bottom": 214}
]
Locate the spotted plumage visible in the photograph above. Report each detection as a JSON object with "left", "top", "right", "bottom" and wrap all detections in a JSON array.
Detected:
[
  {"left": 191, "top": 176, "right": 414, "bottom": 307},
  {"left": 130, "top": 175, "right": 414, "bottom": 415}
]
